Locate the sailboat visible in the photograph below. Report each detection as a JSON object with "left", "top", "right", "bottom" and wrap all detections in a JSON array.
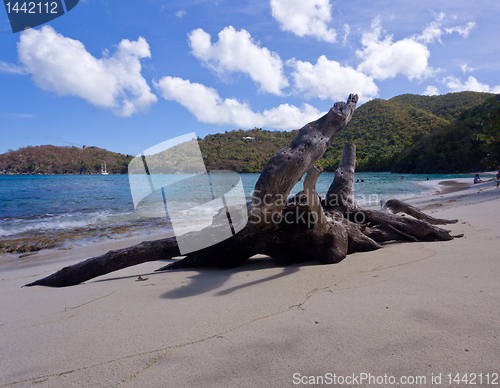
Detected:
[{"left": 101, "top": 162, "right": 109, "bottom": 175}]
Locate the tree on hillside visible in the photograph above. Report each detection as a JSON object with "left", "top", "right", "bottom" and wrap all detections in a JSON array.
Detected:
[{"left": 474, "top": 94, "right": 500, "bottom": 167}]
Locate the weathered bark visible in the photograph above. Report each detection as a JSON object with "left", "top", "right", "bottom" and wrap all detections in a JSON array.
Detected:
[
  {"left": 159, "top": 96, "right": 360, "bottom": 270},
  {"left": 251, "top": 94, "right": 359, "bottom": 222},
  {"left": 25, "top": 94, "right": 460, "bottom": 288},
  {"left": 321, "top": 142, "right": 458, "bottom": 246},
  {"left": 380, "top": 198, "right": 458, "bottom": 225},
  {"left": 25, "top": 237, "right": 180, "bottom": 287},
  {"left": 303, "top": 165, "right": 328, "bottom": 235},
  {"left": 325, "top": 142, "right": 359, "bottom": 212}
]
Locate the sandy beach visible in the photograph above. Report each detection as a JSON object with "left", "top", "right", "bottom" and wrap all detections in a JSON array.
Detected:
[{"left": 1, "top": 179, "right": 500, "bottom": 387}]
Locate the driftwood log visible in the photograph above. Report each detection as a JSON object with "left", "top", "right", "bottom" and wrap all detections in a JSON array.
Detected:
[{"left": 26, "top": 94, "right": 459, "bottom": 287}]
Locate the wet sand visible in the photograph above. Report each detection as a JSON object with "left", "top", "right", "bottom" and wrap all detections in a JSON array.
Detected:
[{"left": 437, "top": 180, "right": 472, "bottom": 194}]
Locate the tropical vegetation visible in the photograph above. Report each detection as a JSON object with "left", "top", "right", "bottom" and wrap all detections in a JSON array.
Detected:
[{"left": 0, "top": 145, "right": 132, "bottom": 175}]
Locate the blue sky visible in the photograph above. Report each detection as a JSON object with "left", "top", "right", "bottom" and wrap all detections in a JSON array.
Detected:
[{"left": 1, "top": 0, "right": 499, "bottom": 155}]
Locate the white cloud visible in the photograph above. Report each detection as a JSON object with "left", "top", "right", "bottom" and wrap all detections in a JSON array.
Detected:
[
  {"left": 342, "top": 24, "right": 350, "bottom": 46},
  {"left": 445, "top": 22, "right": 475, "bottom": 38},
  {"left": 414, "top": 12, "right": 445, "bottom": 44},
  {"left": 356, "top": 18, "right": 433, "bottom": 81},
  {"left": 289, "top": 55, "right": 378, "bottom": 103},
  {"left": 460, "top": 63, "right": 475, "bottom": 74},
  {"left": 434, "top": 12, "right": 446, "bottom": 23},
  {"left": 175, "top": 10, "right": 186, "bottom": 18},
  {"left": 270, "top": 0, "right": 336, "bottom": 43},
  {"left": 188, "top": 26, "right": 288, "bottom": 95},
  {"left": 0, "top": 61, "right": 27, "bottom": 75},
  {"left": 416, "top": 20, "right": 443, "bottom": 44},
  {"left": 18, "top": 26, "right": 157, "bottom": 117},
  {"left": 415, "top": 14, "right": 476, "bottom": 44},
  {"left": 154, "top": 76, "right": 324, "bottom": 130},
  {"left": 444, "top": 76, "right": 500, "bottom": 93},
  {"left": 423, "top": 85, "right": 440, "bottom": 96}
]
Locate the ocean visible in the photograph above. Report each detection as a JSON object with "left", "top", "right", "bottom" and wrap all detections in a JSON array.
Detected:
[{"left": 0, "top": 172, "right": 485, "bottom": 255}]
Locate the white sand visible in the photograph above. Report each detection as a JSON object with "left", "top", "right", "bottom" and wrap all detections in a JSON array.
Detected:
[{"left": 1, "top": 181, "right": 500, "bottom": 387}]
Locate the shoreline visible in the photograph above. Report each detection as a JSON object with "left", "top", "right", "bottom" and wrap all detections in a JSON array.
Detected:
[
  {"left": 1, "top": 175, "right": 496, "bottom": 263},
  {"left": 416, "top": 175, "right": 499, "bottom": 195},
  {"left": 1, "top": 176, "right": 497, "bottom": 272},
  {"left": 0, "top": 172, "right": 124, "bottom": 176},
  {"left": 1, "top": 170, "right": 497, "bottom": 176},
  {"left": 415, "top": 178, "right": 474, "bottom": 195},
  {"left": 1, "top": 176, "right": 500, "bottom": 387}
]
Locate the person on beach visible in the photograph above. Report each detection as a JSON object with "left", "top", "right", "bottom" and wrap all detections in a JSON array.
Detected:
[
  {"left": 496, "top": 171, "right": 500, "bottom": 187},
  {"left": 474, "top": 174, "right": 483, "bottom": 184}
]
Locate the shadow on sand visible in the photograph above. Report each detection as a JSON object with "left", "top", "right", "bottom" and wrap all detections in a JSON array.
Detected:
[{"left": 158, "top": 256, "right": 303, "bottom": 300}]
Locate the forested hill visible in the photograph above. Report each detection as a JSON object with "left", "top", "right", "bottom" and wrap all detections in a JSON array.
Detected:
[
  {"left": 199, "top": 129, "right": 297, "bottom": 173},
  {"left": 391, "top": 94, "right": 498, "bottom": 173},
  {"left": 0, "top": 145, "right": 133, "bottom": 175},
  {"left": 390, "top": 92, "right": 492, "bottom": 121},
  {"left": 199, "top": 91, "right": 494, "bottom": 173},
  {"left": 1, "top": 91, "right": 496, "bottom": 175},
  {"left": 319, "top": 98, "right": 452, "bottom": 171}
]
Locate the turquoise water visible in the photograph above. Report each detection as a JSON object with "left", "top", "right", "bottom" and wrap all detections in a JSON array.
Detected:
[{"left": 0, "top": 172, "right": 486, "bottom": 238}]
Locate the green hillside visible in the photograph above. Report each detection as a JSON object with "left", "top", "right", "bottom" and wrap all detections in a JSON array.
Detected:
[
  {"left": 392, "top": 95, "right": 499, "bottom": 173},
  {"left": 0, "top": 145, "right": 133, "bottom": 175},
  {"left": 390, "top": 92, "right": 493, "bottom": 121},
  {"left": 197, "top": 92, "right": 494, "bottom": 173},
  {"left": 199, "top": 129, "right": 298, "bottom": 173},
  {"left": 319, "top": 98, "right": 451, "bottom": 171},
  {"left": 391, "top": 113, "right": 485, "bottom": 173}
]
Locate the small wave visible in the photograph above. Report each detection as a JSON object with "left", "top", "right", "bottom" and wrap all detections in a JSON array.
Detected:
[{"left": 0, "top": 210, "right": 138, "bottom": 237}]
